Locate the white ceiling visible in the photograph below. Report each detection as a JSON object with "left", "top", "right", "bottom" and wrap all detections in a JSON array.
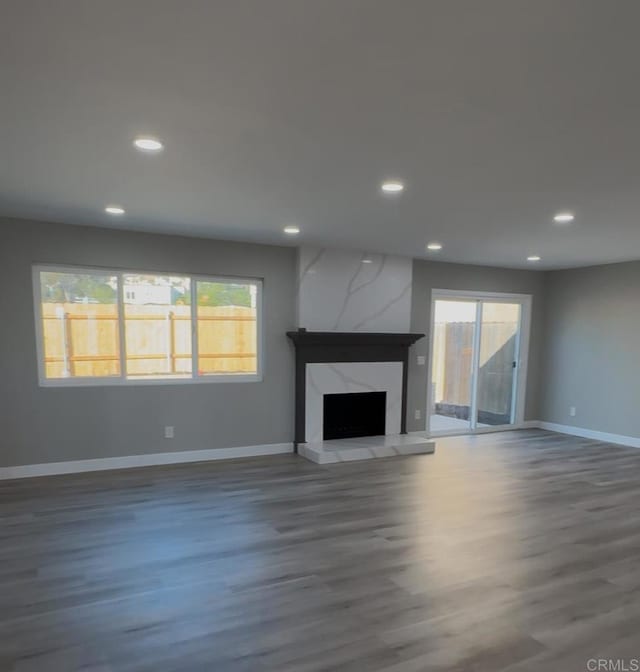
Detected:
[{"left": 3, "top": 0, "right": 640, "bottom": 269}]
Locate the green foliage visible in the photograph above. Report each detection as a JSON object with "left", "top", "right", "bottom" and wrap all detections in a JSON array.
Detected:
[
  {"left": 40, "top": 272, "right": 117, "bottom": 304},
  {"left": 39, "top": 273, "right": 250, "bottom": 308},
  {"left": 196, "top": 282, "right": 251, "bottom": 307},
  {"left": 92, "top": 283, "right": 117, "bottom": 303}
]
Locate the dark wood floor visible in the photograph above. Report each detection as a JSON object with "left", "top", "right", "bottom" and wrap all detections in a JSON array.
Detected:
[{"left": 2, "top": 430, "right": 640, "bottom": 671}]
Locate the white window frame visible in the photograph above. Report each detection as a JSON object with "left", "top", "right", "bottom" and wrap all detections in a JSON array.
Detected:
[{"left": 33, "top": 264, "right": 264, "bottom": 387}]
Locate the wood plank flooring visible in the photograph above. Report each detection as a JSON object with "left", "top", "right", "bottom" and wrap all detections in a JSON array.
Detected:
[{"left": 2, "top": 429, "right": 640, "bottom": 671}]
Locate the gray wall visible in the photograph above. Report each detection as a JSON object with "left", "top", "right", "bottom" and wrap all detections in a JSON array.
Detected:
[
  {"left": 0, "top": 217, "right": 297, "bottom": 467},
  {"left": 407, "top": 259, "right": 546, "bottom": 431},
  {"left": 541, "top": 261, "right": 640, "bottom": 437},
  {"left": 0, "top": 216, "right": 553, "bottom": 469}
]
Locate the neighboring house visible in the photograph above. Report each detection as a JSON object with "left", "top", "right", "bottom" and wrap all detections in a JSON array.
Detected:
[{"left": 124, "top": 283, "right": 185, "bottom": 305}]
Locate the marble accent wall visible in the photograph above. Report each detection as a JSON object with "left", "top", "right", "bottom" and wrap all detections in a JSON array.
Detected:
[
  {"left": 305, "top": 362, "right": 403, "bottom": 443},
  {"left": 297, "top": 247, "right": 412, "bottom": 332}
]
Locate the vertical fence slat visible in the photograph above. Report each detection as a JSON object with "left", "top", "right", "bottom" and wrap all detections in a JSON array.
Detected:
[
  {"left": 64, "top": 312, "right": 75, "bottom": 377},
  {"left": 169, "top": 311, "right": 176, "bottom": 374}
]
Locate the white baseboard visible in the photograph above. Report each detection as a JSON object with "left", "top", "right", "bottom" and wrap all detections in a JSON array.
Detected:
[
  {"left": 421, "top": 419, "right": 640, "bottom": 448},
  {"left": 0, "top": 443, "right": 294, "bottom": 481},
  {"left": 535, "top": 421, "right": 640, "bottom": 449}
]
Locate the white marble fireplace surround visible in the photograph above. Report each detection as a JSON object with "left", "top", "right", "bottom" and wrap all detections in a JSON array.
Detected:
[
  {"left": 305, "top": 362, "right": 403, "bottom": 444},
  {"left": 300, "top": 359, "right": 435, "bottom": 464},
  {"left": 297, "top": 247, "right": 412, "bottom": 332}
]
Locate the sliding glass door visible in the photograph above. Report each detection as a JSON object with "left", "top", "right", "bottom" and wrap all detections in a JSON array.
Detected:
[
  {"left": 476, "top": 302, "right": 521, "bottom": 428},
  {"left": 429, "top": 293, "right": 529, "bottom": 435},
  {"left": 430, "top": 300, "right": 477, "bottom": 433}
]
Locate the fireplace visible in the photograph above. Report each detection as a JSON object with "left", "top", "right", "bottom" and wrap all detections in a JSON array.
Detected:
[
  {"left": 323, "top": 391, "right": 386, "bottom": 440},
  {"left": 286, "top": 330, "right": 425, "bottom": 448}
]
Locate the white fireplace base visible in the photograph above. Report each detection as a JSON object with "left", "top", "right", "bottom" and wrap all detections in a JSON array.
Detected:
[{"left": 299, "top": 432, "right": 435, "bottom": 464}]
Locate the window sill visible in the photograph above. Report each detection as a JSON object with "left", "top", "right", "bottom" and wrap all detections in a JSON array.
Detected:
[{"left": 38, "top": 374, "right": 263, "bottom": 388}]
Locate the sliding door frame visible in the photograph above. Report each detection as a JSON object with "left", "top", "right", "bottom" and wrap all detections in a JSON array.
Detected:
[{"left": 426, "top": 289, "right": 532, "bottom": 437}]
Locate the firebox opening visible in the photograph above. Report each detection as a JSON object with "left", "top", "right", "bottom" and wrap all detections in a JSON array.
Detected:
[{"left": 323, "top": 391, "right": 386, "bottom": 440}]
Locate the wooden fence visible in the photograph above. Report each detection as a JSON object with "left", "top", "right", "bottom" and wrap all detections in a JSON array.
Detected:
[
  {"left": 432, "top": 321, "right": 517, "bottom": 415},
  {"left": 41, "top": 303, "right": 257, "bottom": 379}
]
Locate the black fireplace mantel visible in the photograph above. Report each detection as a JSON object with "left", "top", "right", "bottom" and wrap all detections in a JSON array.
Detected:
[
  {"left": 286, "top": 331, "right": 424, "bottom": 349},
  {"left": 287, "top": 329, "right": 425, "bottom": 448}
]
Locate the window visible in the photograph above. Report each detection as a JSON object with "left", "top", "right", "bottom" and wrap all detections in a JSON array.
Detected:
[{"left": 34, "top": 266, "right": 262, "bottom": 386}]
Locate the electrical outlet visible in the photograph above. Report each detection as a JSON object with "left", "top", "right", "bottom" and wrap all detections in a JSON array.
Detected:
[
  {"left": 414, "top": 409, "right": 421, "bottom": 420},
  {"left": 569, "top": 407, "right": 576, "bottom": 417},
  {"left": 164, "top": 426, "right": 175, "bottom": 439},
  {"left": 417, "top": 355, "right": 426, "bottom": 366}
]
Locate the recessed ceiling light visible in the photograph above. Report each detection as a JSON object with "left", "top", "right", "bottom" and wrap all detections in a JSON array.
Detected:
[
  {"left": 362, "top": 257, "right": 373, "bottom": 264},
  {"left": 527, "top": 255, "right": 541, "bottom": 262},
  {"left": 133, "top": 136, "right": 164, "bottom": 152},
  {"left": 105, "top": 205, "right": 125, "bottom": 215},
  {"left": 283, "top": 225, "right": 300, "bottom": 235},
  {"left": 553, "top": 212, "right": 574, "bottom": 223},
  {"left": 381, "top": 181, "right": 404, "bottom": 193},
  {"left": 426, "top": 242, "right": 443, "bottom": 251}
]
